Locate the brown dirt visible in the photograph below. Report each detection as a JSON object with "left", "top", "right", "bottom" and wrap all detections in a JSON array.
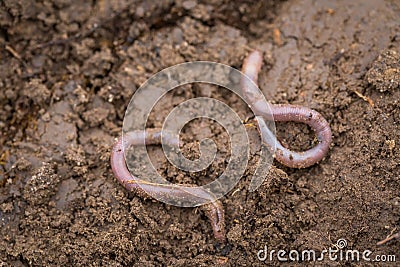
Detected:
[{"left": 0, "top": 0, "right": 399, "bottom": 266}]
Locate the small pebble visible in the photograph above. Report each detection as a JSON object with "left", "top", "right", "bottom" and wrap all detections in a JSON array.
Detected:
[
  {"left": 171, "top": 28, "right": 184, "bottom": 45},
  {"left": 182, "top": 0, "right": 197, "bottom": 10}
]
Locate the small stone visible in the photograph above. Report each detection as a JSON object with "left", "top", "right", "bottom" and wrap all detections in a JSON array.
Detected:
[
  {"left": 136, "top": 6, "right": 144, "bottom": 17},
  {"left": 182, "top": 0, "right": 197, "bottom": 10},
  {"left": 171, "top": 28, "right": 184, "bottom": 45}
]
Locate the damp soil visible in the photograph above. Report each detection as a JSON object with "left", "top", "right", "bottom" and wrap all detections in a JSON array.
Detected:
[{"left": 0, "top": 0, "right": 399, "bottom": 266}]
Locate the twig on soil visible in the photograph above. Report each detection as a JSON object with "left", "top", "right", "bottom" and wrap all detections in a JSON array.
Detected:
[
  {"left": 5, "top": 45, "right": 33, "bottom": 74},
  {"left": 352, "top": 90, "right": 374, "bottom": 107},
  {"left": 377, "top": 229, "right": 400, "bottom": 245},
  {"left": 273, "top": 28, "right": 283, "bottom": 46}
]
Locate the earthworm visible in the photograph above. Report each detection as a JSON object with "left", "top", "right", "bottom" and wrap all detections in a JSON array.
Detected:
[
  {"left": 110, "top": 128, "right": 225, "bottom": 242},
  {"left": 242, "top": 50, "right": 332, "bottom": 168},
  {"left": 110, "top": 50, "right": 332, "bottom": 243}
]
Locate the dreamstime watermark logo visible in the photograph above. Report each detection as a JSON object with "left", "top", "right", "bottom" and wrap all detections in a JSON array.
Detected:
[
  {"left": 122, "top": 61, "right": 276, "bottom": 207},
  {"left": 257, "top": 238, "right": 396, "bottom": 263}
]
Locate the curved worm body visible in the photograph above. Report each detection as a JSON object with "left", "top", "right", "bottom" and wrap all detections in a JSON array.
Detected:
[
  {"left": 110, "top": 128, "right": 225, "bottom": 242},
  {"left": 110, "top": 50, "right": 332, "bottom": 243},
  {"left": 242, "top": 50, "right": 332, "bottom": 168}
]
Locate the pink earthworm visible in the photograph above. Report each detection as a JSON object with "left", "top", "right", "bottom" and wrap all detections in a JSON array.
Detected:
[
  {"left": 242, "top": 50, "right": 332, "bottom": 168},
  {"left": 110, "top": 128, "right": 225, "bottom": 242},
  {"left": 110, "top": 50, "right": 332, "bottom": 243}
]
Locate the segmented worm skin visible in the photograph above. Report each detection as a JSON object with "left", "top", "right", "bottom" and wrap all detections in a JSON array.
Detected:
[
  {"left": 110, "top": 128, "right": 225, "bottom": 242},
  {"left": 110, "top": 50, "right": 332, "bottom": 243},
  {"left": 242, "top": 50, "right": 332, "bottom": 168}
]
